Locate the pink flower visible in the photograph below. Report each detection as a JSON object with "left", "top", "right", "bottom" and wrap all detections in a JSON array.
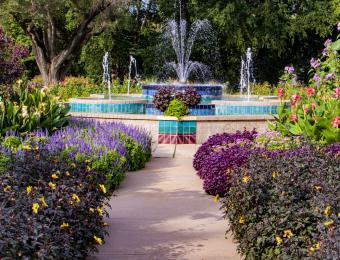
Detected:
[
  {"left": 332, "top": 116, "right": 340, "bottom": 128},
  {"left": 312, "top": 103, "right": 317, "bottom": 110},
  {"left": 61, "top": 80, "right": 66, "bottom": 86},
  {"left": 306, "top": 87, "right": 315, "bottom": 97},
  {"left": 278, "top": 88, "right": 285, "bottom": 98},
  {"left": 290, "top": 113, "right": 298, "bottom": 122},
  {"left": 291, "top": 93, "right": 301, "bottom": 107},
  {"left": 335, "top": 88, "right": 340, "bottom": 99},
  {"left": 304, "top": 106, "right": 310, "bottom": 113}
]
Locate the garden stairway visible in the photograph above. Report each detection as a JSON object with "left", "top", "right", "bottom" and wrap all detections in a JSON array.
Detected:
[{"left": 90, "top": 145, "right": 241, "bottom": 260}]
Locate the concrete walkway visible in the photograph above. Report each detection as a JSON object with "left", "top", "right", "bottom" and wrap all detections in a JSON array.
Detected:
[{"left": 90, "top": 145, "right": 241, "bottom": 260}]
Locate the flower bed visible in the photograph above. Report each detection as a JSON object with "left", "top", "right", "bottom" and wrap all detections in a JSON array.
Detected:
[
  {"left": 0, "top": 120, "right": 152, "bottom": 258},
  {"left": 193, "top": 130, "right": 339, "bottom": 258}
]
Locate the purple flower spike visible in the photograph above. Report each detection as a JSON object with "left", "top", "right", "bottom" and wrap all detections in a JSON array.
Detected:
[
  {"left": 324, "top": 39, "right": 332, "bottom": 47},
  {"left": 313, "top": 74, "right": 321, "bottom": 82},
  {"left": 310, "top": 58, "right": 320, "bottom": 69},
  {"left": 284, "top": 66, "right": 295, "bottom": 74}
]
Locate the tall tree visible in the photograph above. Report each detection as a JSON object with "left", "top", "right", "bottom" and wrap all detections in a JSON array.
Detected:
[{"left": 0, "top": 0, "right": 125, "bottom": 85}]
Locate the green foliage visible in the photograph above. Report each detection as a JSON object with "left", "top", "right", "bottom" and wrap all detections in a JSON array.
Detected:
[
  {"left": 47, "top": 77, "right": 106, "bottom": 101},
  {"left": 269, "top": 36, "right": 340, "bottom": 144},
  {"left": 119, "top": 133, "right": 151, "bottom": 171},
  {"left": 221, "top": 146, "right": 339, "bottom": 259},
  {"left": 164, "top": 98, "right": 189, "bottom": 119},
  {"left": 0, "top": 83, "right": 70, "bottom": 135},
  {"left": 252, "top": 82, "right": 276, "bottom": 96}
]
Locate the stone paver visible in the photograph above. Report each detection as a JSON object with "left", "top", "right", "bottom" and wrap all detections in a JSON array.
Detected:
[{"left": 90, "top": 146, "right": 241, "bottom": 260}]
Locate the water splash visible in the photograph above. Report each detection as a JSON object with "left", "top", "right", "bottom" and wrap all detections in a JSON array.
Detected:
[
  {"left": 127, "top": 55, "right": 139, "bottom": 95},
  {"left": 239, "top": 48, "right": 255, "bottom": 100},
  {"left": 163, "top": 19, "right": 211, "bottom": 83},
  {"left": 102, "top": 52, "right": 111, "bottom": 100}
]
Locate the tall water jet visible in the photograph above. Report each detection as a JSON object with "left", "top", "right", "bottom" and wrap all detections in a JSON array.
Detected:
[
  {"left": 127, "top": 55, "right": 138, "bottom": 95},
  {"left": 239, "top": 48, "right": 255, "bottom": 100},
  {"left": 102, "top": 52, "right": 111, "bottom": 100},
  {"left": 163, "top": 19, "right": 211, "bottom": 83}
]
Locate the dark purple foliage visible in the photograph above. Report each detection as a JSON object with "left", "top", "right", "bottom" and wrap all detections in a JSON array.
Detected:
[
  {"left": 153, "top": 86, "right": 174, "bottom": 112},
  {"left": 198, "top": 143, "right": 254, "bottom": 196},
  {"left": 0, "top": 27, "right": 29, "bottom": 85},
  {"left": 175, "top": 86, "right": 201, "bottom": 106},
  {"left": 193, "top": 129, "right": 257, "bottom": 171}
]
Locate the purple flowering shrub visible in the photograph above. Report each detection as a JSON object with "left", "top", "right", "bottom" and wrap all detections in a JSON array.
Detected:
[
  {"left": 222, "top": 145, "right": 339, "bottom": 259},
  {"left": 175, "top": 86, "right": 201, "bottom": 106},
  {"left": 193, "top": 129, "right": 257, "bottom": 171},
  {"left": 271, "top": 34, "right": 340, "bottom": 144},
  {"left": 0, "top": 27, "right": 29, "bottom": 86},
  {"left": 0, "top": 146, "right": 109, "bottom": 259},
  {"left": 153, "top": 86, "right": 202, "bottom": 113},
  {"left": 1, "top": 120, "right": 152, "bottom": 190},
  {"left": 153, "top": 86, "right": 174, "bottom": 112}
]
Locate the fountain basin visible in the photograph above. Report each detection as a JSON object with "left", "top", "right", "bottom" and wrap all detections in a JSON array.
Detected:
[
  {"left": 69, "top": 96, "right": 147, "bottom": 114},
  {"left": 142, "top": 83, "right": 223, "bottom": 102}
]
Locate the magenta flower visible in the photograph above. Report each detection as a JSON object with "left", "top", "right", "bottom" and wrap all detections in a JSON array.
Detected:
[
  {"left": 278, "top": 88, "right": 285, "bottom": 98},
  {"left": 290, "top": 113, "right": 298, "bottom": 122},
  {"left": 335, "top": 88, "right": 340, "bottom": 99},
  {"left": 306, "top": 87, "right": 315, "bottom": 97},
  {"left": 304, "top": 107, "right": 310, "bottom": 113},
  {"left": 332, "top": 116, "right": 340, "bottom": 128}
]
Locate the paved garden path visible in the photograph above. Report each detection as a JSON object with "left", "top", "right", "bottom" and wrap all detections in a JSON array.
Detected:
[{"left": 91, "top": 145, "right": 241, "bottom": 260}]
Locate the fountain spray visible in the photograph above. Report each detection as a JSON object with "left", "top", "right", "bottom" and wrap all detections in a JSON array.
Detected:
[
  {"left": 102, "top": 52, "right": 111, "bottom": 100},
  {"left": 127, "top": 55, "right": 138, "bottom": 95},
  {"left": 239, "top": 48, "right": 255, "bottom": 100}
]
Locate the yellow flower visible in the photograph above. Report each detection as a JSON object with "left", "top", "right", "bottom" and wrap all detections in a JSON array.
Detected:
[
  {"left": 72, "top": 194, "right": 80, "bottom": 203},
  {"left": 214, "top": 194, "right": 219, "bottom": 203},
  {"left": 71, "top": 163, "right": 76, "bottom": 168},
  {"left": 86, "top": 166, "right": 91, "bottom": 172},
  {"left": 239, "top": 216, "right": 245, "bottom": 224},
  {"left": 283, "top": 230, "right": 293, "bottom": 238},
  {"left": 3, "top": 185, "right": 11, "bottom": 192},
  {"left": 324, "top": 220, "right": 334, "bottom": 227},
  {"left": 26, "top": 186, "right": 33, "bottom": 194},
  {"left": 276, "top": 236, "right": 283, "bottom": 245},
  {"left": 65, "top": 171, "right": 71, "bottom": 177},
  {"left": 315, "top": 242, "right": 320, "bottom": 250},
  {"left": 94, "top": 235, "right": 103, "bottom": 245},
  {"left": 310, "top": 246, "right": 315, "bottom": 252},
  {"left": 99, "top": 184, "right": 107, "bottom": 194},
  {"left": 51, "top": 174, "right": 59, "bottom": 180},
  {"left": 48, "top": 182, "right": 56, "bottom": 189},
  {"left": 102, "top": 222, "right": 109, "bottom": 227},
  {"left": 89, "top": 208, "right": 95, "bottom": 213},
  {"left": 97, "top": 207, "right": 103, "bottom": 216},
  {"left": 60, "top": 222, "right": 70, "bottom": 229},
  {"left": 272, "top": 171, "right": 280, "bottom": 178},
  {"left": 314, "top": 185, "right": 321, "bottom": 191},
  {"left": 32, "top": 203, "right": 39, "bottom": 214},
  {"left": 242, "top": 176, "right": 250, "bottom": 183},
  {"left": 22, "top": 145, "right": 31, "bottom": 150},
  {"left": 324, "top": 206, "right": 331, "bottom": 217},
  {"left": 38, "top": 197, "right": 48, "bottom": 207}
]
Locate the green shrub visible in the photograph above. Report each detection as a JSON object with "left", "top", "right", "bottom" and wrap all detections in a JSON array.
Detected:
[
  {"left": 164, "top": 98, "right": 189, "bottom": 119},
  {"left": 47, "top": 76, "right": 106, "bottom": 101},
  {"left": 0, "top": 83, "right": 70, "bottom": 135},
  {"left": 221, "top": 146, "right": 339, "bottom": 259},
  {"left": 252, "top": 82, "right": 276, "bottom": 95}
]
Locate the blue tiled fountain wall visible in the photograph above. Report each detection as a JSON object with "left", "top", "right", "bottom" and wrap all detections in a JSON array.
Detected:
[
  {"left": 70, "top": 102, "right": 279, "bottom": 116},
  {"left": 142, "top": 84, "right": 223, "bottom": 103}
]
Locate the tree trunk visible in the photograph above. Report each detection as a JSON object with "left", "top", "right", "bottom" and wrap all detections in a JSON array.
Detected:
[{"left": 12, "top": 1, "right": 112, "bottom": 86}]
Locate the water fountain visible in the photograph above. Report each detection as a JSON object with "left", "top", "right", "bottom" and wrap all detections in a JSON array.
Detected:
[
  {"left": 127, "top": 55, "right": 139, "bottom": 95},
  {"left": 239, "top": 48, "right": 256, "bottom": 100},
  {"left": 142, "top": 18, "right": 222, "bottom": 104},
  {"left": 68, "top": 2, "right": 285, "bottom": 145},
  {"left": 102, "top": 52, "right": 112, "bottom": 100}
]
